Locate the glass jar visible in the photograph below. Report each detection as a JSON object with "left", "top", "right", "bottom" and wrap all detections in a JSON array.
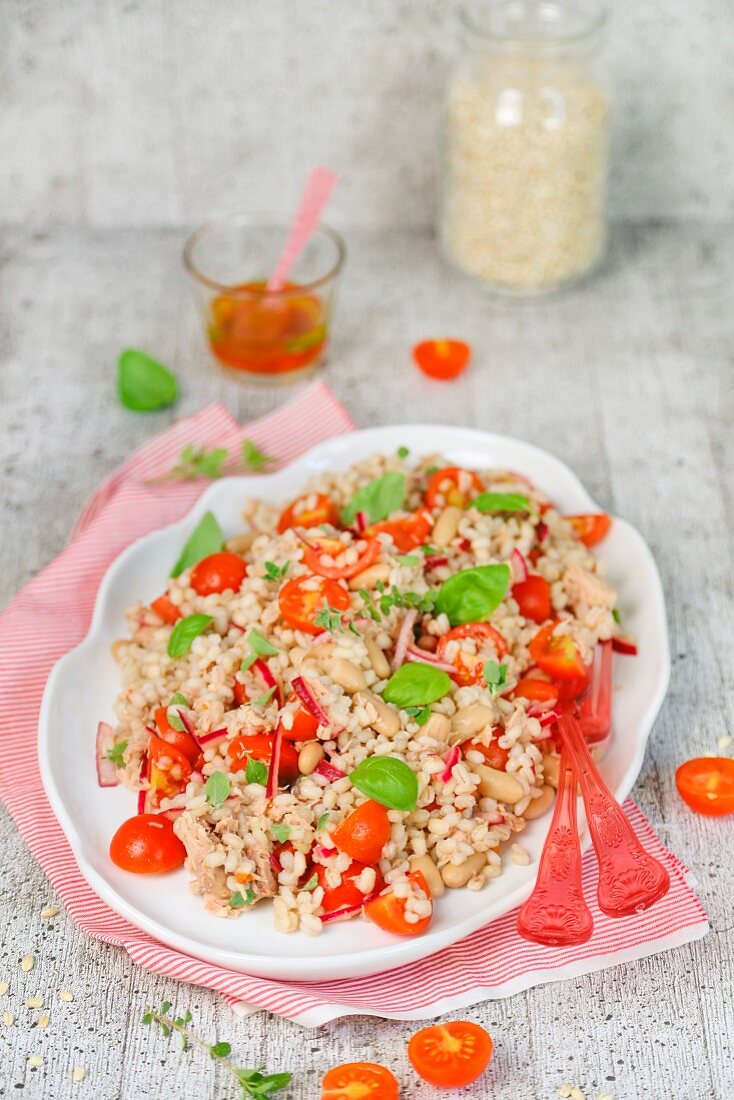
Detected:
[{"left": 440, "top": 0, "right": 610, "bottom": 297}]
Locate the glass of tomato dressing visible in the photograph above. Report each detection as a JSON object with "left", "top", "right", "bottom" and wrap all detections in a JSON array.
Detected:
[{"left": 184, "top": 214, "right": 345, "bottom": 383}]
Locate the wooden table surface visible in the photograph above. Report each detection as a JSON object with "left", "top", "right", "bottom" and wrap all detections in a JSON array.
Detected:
[{"left": 1, "top": 221, "right": 732, "bottom": 1099}]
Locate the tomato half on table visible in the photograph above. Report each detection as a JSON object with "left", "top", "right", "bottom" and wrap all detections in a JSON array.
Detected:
[
  {"left": 408, "top": 1020, "right": 493, "bottom": 1088},
  {"left": 278, "top": 493, "right": 338, "bottom": 534},
  {"left": 109, "top": 813, "right": 186, "bottom": 874},
  {"left": 436, "top": 622, "right": 509, "bottom": 686},
  {"left": 364, "top": 508, "right": 433, "bottom": 552},
  {"left": 190, "top": 552, "right": 247, "bottom": 596},
  {"left": 147, "top": 732, "right": 193, "bottom": 805},
  {"left": 413, "top": 338, "right": 471, "bottom": 381},
  {"left": 332, "top": 801, "right": 391, "bottom": 865},
  {"left": 315, "top": 861, "right": 384, "bottom": 916},
  {"left": 675, "top": 757, "right": 734, "bottom": 817},
  {"left": 364, "top": 870, "right": 432, "bottom": 936},
  {"left": 528, "top": 624, "right": 586, "bottom": 681},
  {"left": 321, "top": 1062, "right": 399, "bottom": 1100},
  {"left": 227, "top": 733, "right": 300, "bottom": 783},
  {"left": 565, "top": 513, "right": 612, "bottom": 547},
  {"left": 153, "top": 706, "right": 201, "bottom": 765},
  {"left": 150, "top": 594, "right": 182, "bottom": 624},
  {"left": 512, "top": 574, "right": 552, "bottom": 624},
  {"left": 301, "top": 535, "right": 380, "bottom": 580},
  {"left": 277, "top": 576, "right": 350, "bottom": 634},
  {"left": 425, "top": 466, "right": 484, "bottom": 510}
]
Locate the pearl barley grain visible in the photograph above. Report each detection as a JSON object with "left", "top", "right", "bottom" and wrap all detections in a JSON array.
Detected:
[
  {"left": 72, "top": 1067, "right": 86, "bottom": 1083},
  {"left": 21, "top": 955, "right": 35, "bottom": 972}
]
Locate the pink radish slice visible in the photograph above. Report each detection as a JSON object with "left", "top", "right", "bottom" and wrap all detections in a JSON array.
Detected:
[
  {"left": 265, "top": 722, "right": 284, "bottom": 799},
  {"left": 292, "top": 675, "right": 331, "bottom": 726},
  {"left": 510, "top": 547, "right": 529, "bottom": 583},
  {"left": 612, "top": 635, "right": 638, "bottom": 655},
  {"left": 314, "top": 759, "right": 345, "bottom": 782},
  {"left": 198, "top": 727, "right": 228, "bottom": 745},
  {"left": 405, "top": 645, "right": 456, "bottom": 675},
  {"left": 439, "top": 745, "right": 461, "bottom": 783},
  {"left": 392, "top": 609, "right": 418, "bottom": 670},
  {"left": 253, "top": 658, "right": 282, "bottom": 706},
  {"left": 95, "top": 721, "right": 119, "bottom": 787}
]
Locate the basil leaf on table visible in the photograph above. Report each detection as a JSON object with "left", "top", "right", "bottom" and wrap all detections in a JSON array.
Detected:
[
  {"left": 340, "top": 472, "right": 406, "bottom": 526},
  {"left": 383, "top": 663, "right": 451, "bottom": 707},
  {"left": 435, "top": 563, "right": 510, "bottom": 627},
  {"left": 472, "top": 492, "right": 535, "bottom": 515},
  {"left": 349, "top": 756, "right": 418, "bottom": 812},
  {"left": 167, "top": 614, "right": 213, "bottom": 658},
  {"left": 117, "top": 349, "right": 178, "bottom": 412},
  {"left": 170, "top": 511, "right": 224, "bottom": 577}
]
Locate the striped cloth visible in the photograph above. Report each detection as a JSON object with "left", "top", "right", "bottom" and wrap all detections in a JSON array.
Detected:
[{"left": 0, "top": 383, "right": 708, "bottom": 1026}]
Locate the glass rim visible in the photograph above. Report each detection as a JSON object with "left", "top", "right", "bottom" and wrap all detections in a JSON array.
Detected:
[
  {"left": 183, "top": 213, "right": 346, "bottom": 296},
  {"left": 460, "top": 0, "right": 607, "bottom": 51}
]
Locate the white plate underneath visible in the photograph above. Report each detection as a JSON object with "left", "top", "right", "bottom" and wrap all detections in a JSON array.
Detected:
[{"left": 38, "top": 425, "right": 670, "bottom": 980}]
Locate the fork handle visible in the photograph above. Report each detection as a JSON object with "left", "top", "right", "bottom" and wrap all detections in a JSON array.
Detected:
[{"left": 558, "top": 715, "right": 670, "bottom": 917}]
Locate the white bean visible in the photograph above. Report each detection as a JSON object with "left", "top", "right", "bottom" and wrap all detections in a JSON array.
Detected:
[
  {"left": 422, "top": 713, "right": 452, "bottom": 742},
  {"left": 298, "top": 742, "right": 324, "bottom": 775},
  {"left": 542, "top": 753, "right": 560, "bottom": 790},
  {"left": 224, "top": 532, "right": 255, "bottom": 553},
  {"left": 323, "top": 657, "right": 367, "bottom": 694},
  {"left": 450, "top": 704, "right": 493, "bottom": 740},
  {"left": 363, "top": 634, "right": 391, "bottom": 679},
  {"left": 471, "top": 763, "right": 525, "bottom": 804},
  {"left": 432, "top": 505, "right": 464, "bottom": 548},
  {"left": 522, "top": 784, "right": 555, "bottom": 819},
  {"left": 348, "top": 563, "right": 391, "bottom": 590},
  {"left": 409, "top": 854, "right": 445, "bottom": 897},
  {"left": 441, "top": 851, "right": 487, "bottom": 888},
  {"left": 354, "top": 691, "right": 401, "bottom": 737}
]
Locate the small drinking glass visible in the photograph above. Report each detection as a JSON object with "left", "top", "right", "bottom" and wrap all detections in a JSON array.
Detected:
[{"left": 184, "top": 214, "right": 345, "bottom": 383}]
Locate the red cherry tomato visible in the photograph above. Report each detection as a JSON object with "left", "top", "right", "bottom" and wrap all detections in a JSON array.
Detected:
[
  {"left": 364, "top": 508, "right": 433, "bottom": 552},
  {"left": 189, "top": 552, "right": 247, "bottom": 596},
  {"left": 469, "top": 737, "right": 510, "bottom": 771},
  {"left": 436, "top": 622, "right": 508, "bottom": 686},
  {"left": 150, "top": 594, "right": 182, "bottom": 624},
  {"left": 321, "top": 1063, "right": 399, "bottom": 1100},
  {"left": 301, "top": 536, "right": 380, "bottom": 580},
  {"left": 529, "top": 624, "right": 587, "bottom": 681},
  {"left": 278, "top": 493, "right": 338, "bottom": 534},
  {"left": 278, "top": 693, "right": 319, "bottom": 742},
  {"left": 408, "top": 1020, "right": 493, "bottom": 1088},
  {"left": 315, "top": 861, "right": 384, "bottom": 915},
  {"left": 109, "top": 813, "right": 186, "bottom": 874},
  {"left": 413, "top": 338, "right": 471, "bottom": 381},
  {"left": 675, "top": 757, "right": 734, "bottom": 816},
  {"left": 425, "top": 466, "right": 484, "bottom": 509},
  {"left": 147, "top": 732, "right": 193, "bottom": 805},
  {"left": 226, "top": 733, "right": 300, "bottom": 784},
  {"left": 278, "top": 576, "right": 350, "bottom": 634},
  {"left": 153, "top": 706, "right": 201, "bottom": 765},
  {"left": 511, "top": 678, "right": 559, "bottom": 705},
  {"left": 232, "top": 677, "right": 248, "bottom": 706},
  {"left": 332, "top": 801, "right": 391, "bottom": 865},
  {"left": 566, "top": 513, "right": 612, "bottom": 547},
  {"left": 512, "top": 575, "right": 552, "bottom": 624},
  {"left": 364, "top": 870, "right": 432, "bottom": 936}
]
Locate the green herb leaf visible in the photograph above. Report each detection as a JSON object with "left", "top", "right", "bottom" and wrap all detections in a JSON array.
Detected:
[
  {"left": 245, "top": 758, "right": 268, "bottom": 786},
  {"left": 167, "top": 613, "right": 213, "bottom": 658},
  {"left": 472, "top": 492, "right": 535, "bottom": 515},
  {"left": 204, "top": 771, "right": 230, "bottom": 807},
  {"left": 210, "top": 1041, "right": 232, "bottom": 1059},
  {"left": 435, "top": 564, "right": 510, "bottom": 627},
  {"left": 349, "top": 756, "right": 418, "bottom": 812},
  {"left": 314, "top": 600, "right": 346, "bottom": 633},
  {"left": 247, "top": 628, "right": 279, "bottom": 657},
  {"left": 397, "top": 446, "right": 410, "bottom": 459},
  {"left": 301, "top": 872, "right": 318, "bottom": 892},
  {"left": 316, "top": 811, "right": 330, "bottom": 832},
  {"left": 141, "top": 1012, "right": 152, "bottom": 1025},
  {"left": 340, "top": 472, "right": 406, "bottom": 526},
  {"left": 250, "top": 686, "right": 276, "bottom": 707},
  {"left": 117, "top": 348, "right": 178, "bottom": 412},
  {"left": 483, "top": 660, "right": 508, "bottom": 693},
  {"left": 240, "top": 653, "right": 257, "bottom": 673},
  {"left": 170, "top": 511, "right": 224, "bottom": 577},
  {"left": 270, "top": 822, "right": 291, "bottom": 843},
  {"left": 264, "top": 560, "right": 289, "bottom": 581},
  {"left": 242, "top": 439, "right": 276, "bottom": 472},
  {"left": 106, "top": 739, "right": 128, "bottom": 767},
  {"left": 166, "top": 692, "right": 190, "bottom": 731},
  {"left": 612, "top": 607, "right": 621, "bottom": 624},
  {"left": 383, "top": 662, "right": 451, "bottom": 708},
  {"left": 396, "top": 554, "right": 420, "bottom": 567},
  {"left": 405, "top": 705, "right": 431, "bottom": 726},
  {"left": 229, "top": 891, "right": 247, "bottom": 909},
  {"left": 419, "top": 545, "right": 438, "bottom": 556}
]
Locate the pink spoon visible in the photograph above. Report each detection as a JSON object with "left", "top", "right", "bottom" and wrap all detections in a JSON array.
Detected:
[{"left": 267, "top": 166, "right": 339, "bottom": 293}]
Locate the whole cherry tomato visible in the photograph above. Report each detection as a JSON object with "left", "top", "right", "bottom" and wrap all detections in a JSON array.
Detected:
[
  {"left": 190, "top": 552, "right": 247, "bottom": 596},
  {"left": 364, "top": 870, "right": 432, "bottom": 936},
  {"left": 278, "top": 493, "right": 338, "bottom": 534},
  {"left": 278, "top": 576, "right": 350, "bottom": 634},
  {"left": 565, "top": 513, "right": 612, "bottom": 547},
  {"left": 109, "top": 813, "right": 186, "bottom": 873},
  {"left": 408, "top": 1020, "right": 493, "bottom": 1088},
  {"left": 332, "top": 801, "right": 391, "bottom": 865},
  {"left": 436, "top": 622, "right": 508, "bottom": 686},
  {"left": 512, "top": 575, "right": 552, "bottom": 624},
  {"left": 425, "top": 466, "right": 484, "bottom": 510}
]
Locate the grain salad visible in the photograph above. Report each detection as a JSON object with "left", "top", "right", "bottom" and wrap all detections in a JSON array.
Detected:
[{"left": 102, "top": 452, "right": 620, "bottom": 937}]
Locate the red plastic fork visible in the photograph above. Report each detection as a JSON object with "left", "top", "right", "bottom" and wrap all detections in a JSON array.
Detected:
[
  {"left": 516, "top": 747, "right": 593, "bottom": 946},
  {"left": 557, "top": 714, "right": 670, "bottom": 917},
  {"left": 577, "top": 639, "right": 612, "bottom": 744}
]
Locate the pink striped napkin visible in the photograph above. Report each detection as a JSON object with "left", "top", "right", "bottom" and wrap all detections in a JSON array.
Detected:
[{"left": 0, "top": 382, "right": 708, "bottom": 1026}]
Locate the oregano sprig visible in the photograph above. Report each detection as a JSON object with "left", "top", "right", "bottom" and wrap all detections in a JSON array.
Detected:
[{"left": 146, "top": 439, "right": 278, "bottom": 485}]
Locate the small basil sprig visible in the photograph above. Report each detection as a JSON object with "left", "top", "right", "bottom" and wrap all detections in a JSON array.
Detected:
[
  {"left": 171, "top": 511, "right": 224, "bottom": 578},
  {"left": 349, "top": 756, "right": 418, "bottom": 812},
  {"left": 472, "top": 492, "right": 535, "bottom": 515},
  {"left": 435, "top": 564, "right": 510, "bottom": 627},
  {"left": 383, "top": 663, "right": 451, "bottom": 707},
  {"left": 118, "top": 349, "right": 178, "bottom": 412},
  {"left": 167, "top": 614, "right": 213, "bottom": 658},
  {"left": 340, "top": 472, "right": 406, "bottom": 526},
  {"left": 483, "top": 660, "right": 508, "bottom": 693}
]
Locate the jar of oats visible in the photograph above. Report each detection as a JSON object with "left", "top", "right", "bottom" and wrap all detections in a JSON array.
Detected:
[{"left": 440, "top": 0, "right": 609, "bottom": 296}]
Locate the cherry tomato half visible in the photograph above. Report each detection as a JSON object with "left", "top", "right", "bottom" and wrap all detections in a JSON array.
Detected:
[
  {"left": 153, "top": 706, "right": 201, "bottom": 766},
  {"left": 529, "top": 624, "right": 587, "bottom": 681},
  {"left": 675, "top": 757, "right": 734, "bottom": 816},
  {"left": 511, "top": 678, "right": 559, "bottom": 705},
  {"left": 408, "top": 1020, "right": 493, "bottom": 1088},
  {"left": 364, "top": 508, "right": 433, "bottom": 552},
  {"left": 364, "top": 870, "right": 432, "bottom": 936},
  {"left": 302, "top": 536, "right": 380, "bottom": 580},
  {"left": 278, "top": 576, "right": 350, "bottom": 634},
  {"left": 315, "top": 861, "right": 384, "bottom": 916},
  {"left": 469, "top": 736, "right": 510, "bottom": 771},
  {"left": 278, "top": 493, "right": 338, "bottom": 534},
  {"left": 109, "top": 813, "right": 186, "bottom": 874},
  {"left": 190, "top": 552, "right": 247, "bottom": 596},
  {"left": 566, "top": 513, "right": 612, "bottom": 547},
  {"left": 147, "top": 732, "right": 193, "bottom": 805},
  {"left": 425, "top": 466, "right": 485, "bottom": 510},
  {"left": 413, "top": 338, "right": 471, "bottom": 381},
  {"left": 150, "top": 594, "right": 182, "bottom": 624},
  {"left": 321, "top": 1062, "right": 399, "bottom": 1100},
  {"left": 512, "top": 575, "right": 552, "bottom": 624},
  {"left": 332, "top": 801, "right": 391, "bottom": 865},
  {"left": 227, "top": 733, "right": 300, "bottom": 784},
  {"left": 436, "top": 622, "right": 508, "bottom": 686},
  {"left": 278, "top": 693, "right": 319, "bottom": 742}
]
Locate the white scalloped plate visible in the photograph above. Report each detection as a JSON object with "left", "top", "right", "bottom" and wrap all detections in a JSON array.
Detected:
[{"left": 38, "top": 426, "right": 670, "bottom": 980}]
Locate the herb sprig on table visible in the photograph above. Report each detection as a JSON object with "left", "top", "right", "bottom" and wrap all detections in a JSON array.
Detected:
[
  {"left": 142, "top": 1003, "right": 291, "bottom": 1097},
  {"left": 146, "top": 439, "right": 277, "bottom": 484}
]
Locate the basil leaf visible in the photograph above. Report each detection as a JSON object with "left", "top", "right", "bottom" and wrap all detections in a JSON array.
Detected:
[
  {"left": 117, "top": 348, "right": 178, "bottom": 412},
  {"left": 316, "top": 811, "right": 330, "bottom": 831},
  {"left": 245, "top": 758, "right": 268, "bottom": 786},
  {"left": 396, "top": 554, "right": 420, "bottom": 567},
  {"left": 383, "top": 663, "right": 451, "bottom": 708},
  {"left": 270, "top": 822, "right": 291, "bottom": 843},
  {"left": 340, "top": 472, "right": 406, "bottom": 526},
  {"left": 106, "top": 740, "right": 128, "bottom": 767},
  {"left": 472, "top": 492, "right": 535, "bottom": 514},
  {"left": 435, "top": 564, "right": 510, "bottom": 627},
  {"left": 204, "top": 771, "right": 230, "bottom": 807},
  {"left": 240, "top": 653, "right": 257, "bottom": 673},
  {"left": 167, "top": 614, "right": 213, "bottom": 658},
  {"left": 170, "top": 511, "right": 224, "bottom": 577},
  {"left": 229, "top": 892, "right": 247, "bottom": 909},
  {"left": 349, "top": 756, "right": 418, "bottom": 812},
  {"left": 247, "top": 628, "right": 279, "bottom": 657},
  {"left": 251, "top": 686, "right": 276, "bottom": 707},
  {"left": 483, "top": 660, "right": 508, "bottom": 693},
  {"left": 405, "top": 704, "right": 431, "bottom": 726},
  {"left": 166, "top": 693, "right": 190, "bottom": 731}
]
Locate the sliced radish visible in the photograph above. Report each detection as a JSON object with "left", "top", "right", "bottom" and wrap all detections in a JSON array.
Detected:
[
  {"left": 424, "top": 554, "right": 449, "bottom": 570},
  {"left": 314, "top": 759, "right": 345, "bottom": 782},
  {"left": 198, "top": 727, "right": 228, "bottom": 745},
  {"left": 405, "top": 644, "right": 456, "bottom": 675},
  {"left": 253, "top": 658, "right": 282, "bottom": 706},
  {"left": 439, "top": 745, "right": 461, "bottom": 783},
  {"left": 95, "top": 721, "right": 119, "bottom": 787},
  {"left": 292, "top": 675, "right": 331, "bottom": 726},
  {"left": 510, "top": 547, "right": 529, "bottom": 583},
  {"left": 265, "top": 722, "right": 284, "bottom": 799},
  {"left": 392, "top": 609, "right": 418, "bottom": 670},
  {"left": 612, "top": 635, "right": 638, "bottom": 655}
]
